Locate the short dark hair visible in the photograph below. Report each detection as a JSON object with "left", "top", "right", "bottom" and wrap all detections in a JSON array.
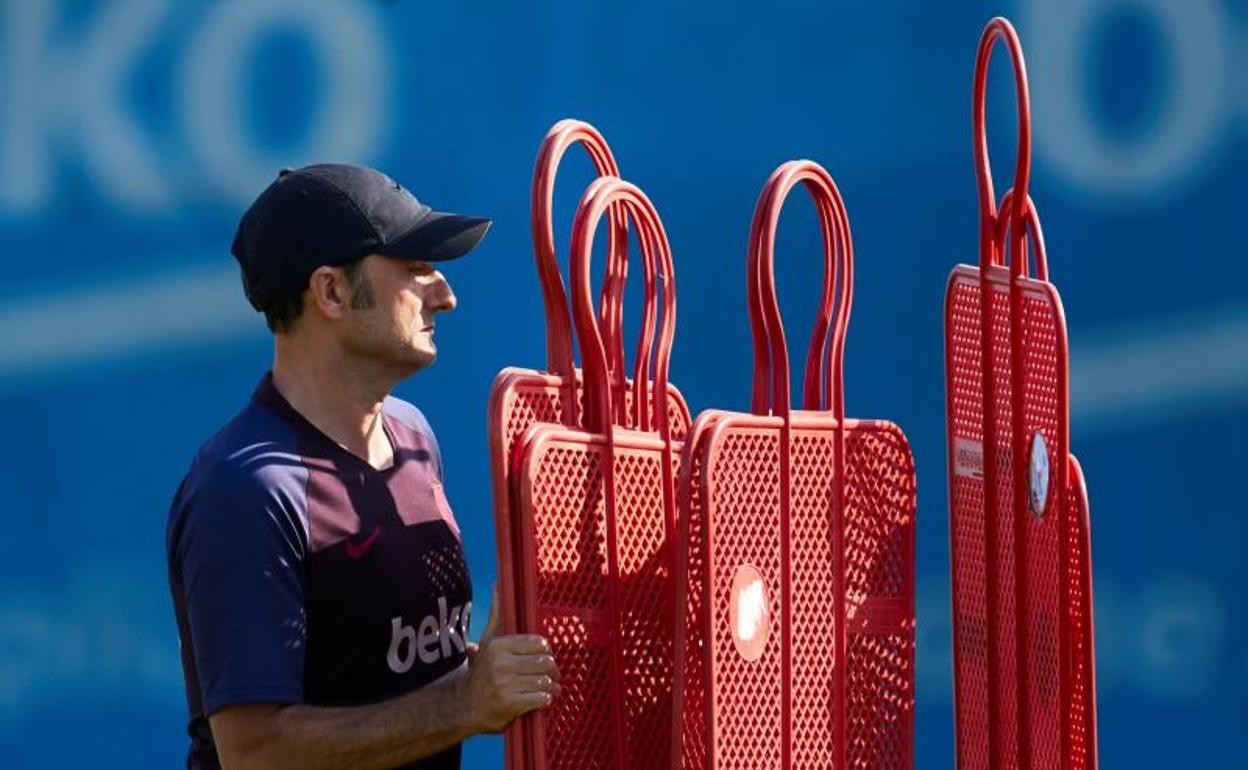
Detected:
[{"left": 262, "top": 258, "right": 372, "bottom": 334}]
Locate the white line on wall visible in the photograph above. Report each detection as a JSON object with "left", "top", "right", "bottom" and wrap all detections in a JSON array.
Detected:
[
  {"left": 0, "top": 263, "right": 1245, "bottom": 427},
  {"left": 1069, "top": 310, "right": 1248, "bottom": 424},
  {"left": 0, "top": 263, "right": 262, "bottom": 378}
]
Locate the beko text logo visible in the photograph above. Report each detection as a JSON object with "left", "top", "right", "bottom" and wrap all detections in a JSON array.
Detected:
[
  {"left": 387, "top": 597, "right": 472, "bottom": 674},
  {"left": 0, "top": 0, "right": 390, "bottom": 215}
]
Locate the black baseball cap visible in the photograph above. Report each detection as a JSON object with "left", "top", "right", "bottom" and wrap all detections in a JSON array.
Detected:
[{"left": 231, "top": 163, "right": 491, "bottom": 311}]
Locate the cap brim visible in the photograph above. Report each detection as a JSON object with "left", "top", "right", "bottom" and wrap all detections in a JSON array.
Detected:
[{"left": 376, "top": 211, "right": 492, "bottom": 263}]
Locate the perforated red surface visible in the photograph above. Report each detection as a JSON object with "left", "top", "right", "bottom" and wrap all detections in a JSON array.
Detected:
[
  {"left": 670, "top": 412, "right": 723, "bottom": 770},
  {"left": 946, "top": 271, "right": 1022, "bottom": 769},
  {"left": 616, "top": 445, "right": 678, "bottom": 766},
  {"left": 790, "top": 425, "right": 841, "bottom": 769},
  {"left": 502, "top": 400, "right": 686, "bottom": 770},
  {"left": 944, "top": 274, "right": 994, "bottom": 769},
  {"left": 489, "top": 367, "right": 691, "bottom": 770},
  {"left": 672, "top": 417, "right": 916, "bottom": 770},
  {"left": 504, "top": 177, "right": 683, "bottom": 770},
  {"left": 842, "top": 421, "right": 916, "bottom": 770},
  {"left": 945, "top": 269, "right": 1070, "bottom": 769},
  {"left": 488, "top": 118, "right": 692, "bottom": 770},
  {"left": 522, "top": 436, "right": 613, "bottom": 770},
  {"left": 705, "top": 423, "right": 784, "bottom": 770},
  {"left": 944, "top": 17, "right": 1097, "bottom": 769},
  {"left": 1019, "top": 289, "right": 1064, "bottom": 770},
  {"left": 1065, "top": 457, "right": 1097, "bottom": 770},
  {"left": 672, "top": 159, "right": 916, "bottom": 770}
]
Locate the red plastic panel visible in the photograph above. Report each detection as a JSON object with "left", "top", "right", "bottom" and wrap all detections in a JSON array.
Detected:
[
  {"left": 789, "top": 423, "right": 841, "bottom": 769},
  {"left": 704, "top": 420, "right": 784, "bottom": 770},
  {"left": 944, "top": 265, "right": 1078, "bottom": 770},
  {"left": 488, "top": 369, "right": 690, "bottom": 768},
  {"left": 615, "top": 445, "right": 677, "bottom": 767},
  {"left": 489, "top": 370, "right": 691, "bottom": 613},
  {"left": 948, "top": 16, "right": 1098, "bottom": 769},
  {"left": 671, "top": 412, "right": 726, "bottom": 770},
  {"left": 842, "top": 421, "right": 916, "bottom": 769},
  {"left": 944, "top": 271, "right": 992, "bottom": 769},
  {"left": 671, "top": 415, "right": 916, "bottom": 770},
  {"left": 1065, "top": 456, "right": 1097, "bottom": 770},
  {"left": 672, "top": 157, "right": 916, "bottom": 770},
  {"left": 983, "top": 275, "right": 1023, "bottom": 770},
  {"left": 513, "top": 424, "right": 679, "bottom": 770},
  {"left": 1018, "top": 288, "right": 1065, "bottom": 770},
  {"left": 520, "top": 434, "right": 613, "bottom": 770},
  {"left": 945, "top": 269, "right": 1015, "bottom": 770}
]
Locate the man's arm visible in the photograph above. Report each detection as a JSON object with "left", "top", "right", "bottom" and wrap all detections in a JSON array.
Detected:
[{"left": 210, "top": 599, "right": 559, "bottom": 770}]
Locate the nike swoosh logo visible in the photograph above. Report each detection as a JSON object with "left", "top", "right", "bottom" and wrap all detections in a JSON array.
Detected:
[{"left": 344, "top": 526, "right": 381, "bottom": 559}]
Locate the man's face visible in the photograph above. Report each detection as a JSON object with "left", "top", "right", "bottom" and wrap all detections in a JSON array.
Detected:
[{"left": 338, "top": 255, "right": 457, "bottom": 372}]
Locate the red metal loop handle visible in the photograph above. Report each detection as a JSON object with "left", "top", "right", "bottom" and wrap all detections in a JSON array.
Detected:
[
  {"left": 530, "top": 119, "right": 633, "bottom": 412},
  {"left": 566, "top": 177, "right": 678, "bottom": 768},
  {"left": 569, "top": 177, "right": 676, "bottom": 442},
  {"left": 806, "top": 176, "right": 853, "bottom": 414},
  {"left": 996, "top": 187, "right": 1048, "bottom": 281},
  {"left": 745, "top": 159, "right": 853, "bottom": 770},
  {"left": 971, "top": 21, "right": 1037, "bottom": 770},
  {"left": 747, "top": 160, "right": 853, "bottom": 423},
  {"left": 748, "top": 161, "right": 850, "bottom": 416},
  {"left": 747, "top": 165, "right": 789, "bottom": 417},
  {"left": 974, "top": 17, "right": 1032, "bottom": 273}
]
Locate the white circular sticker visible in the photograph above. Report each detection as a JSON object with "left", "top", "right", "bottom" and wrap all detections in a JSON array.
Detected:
[
  {"left": 1028, "top": 431, "right": 1051, "bottom": 520},
  {"left": 729, "top": 564, "right": 770, "bottom": 662}
]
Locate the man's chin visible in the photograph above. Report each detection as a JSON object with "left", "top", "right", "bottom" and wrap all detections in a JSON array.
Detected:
[
  {"left": 408, "top": 345, "right": 437, "bottom": 371},
  {"left": 373, "top": 342, "right": 436, "bottom": 375}
]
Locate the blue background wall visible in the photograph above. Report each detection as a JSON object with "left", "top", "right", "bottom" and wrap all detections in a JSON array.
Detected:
[{"left": 0, "top": 0, "right": 1244, "bottom": 766}]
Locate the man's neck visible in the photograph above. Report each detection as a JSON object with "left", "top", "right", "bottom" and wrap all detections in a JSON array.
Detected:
[{"left": 270, "top": 341, "right": 400, "bottom": 470}]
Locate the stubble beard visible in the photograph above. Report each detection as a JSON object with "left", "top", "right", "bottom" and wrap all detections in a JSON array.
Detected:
[
  {"left": 340, "top": 313, "right": 435, "bottom": 380},
  {"left": 343, "top": 271, "right": 435, "bottom": 375}
]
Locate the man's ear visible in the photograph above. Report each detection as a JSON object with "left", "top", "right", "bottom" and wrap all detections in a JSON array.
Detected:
[{"left": 306, "top": 266, "right": 349, "bottom": 321}]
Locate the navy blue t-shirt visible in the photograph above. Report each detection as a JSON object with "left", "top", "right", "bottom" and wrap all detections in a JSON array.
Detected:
[{"left": 167, "top": 374, "right": 473, "bottom": 770}]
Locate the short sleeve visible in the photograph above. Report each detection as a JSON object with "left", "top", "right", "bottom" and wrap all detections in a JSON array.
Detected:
[
  {"left": 384, "top": 397, "right": 443, "bottom": 480},
  {"left": 172, "top": 465, "right": 309, "bottom": 716},
  {"left": 414, "top": 410, "right": 444, "bottom": 480}
]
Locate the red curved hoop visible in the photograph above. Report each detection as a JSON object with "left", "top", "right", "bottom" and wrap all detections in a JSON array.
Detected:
[
  {"left": 743, "top": 158, "right": 856, "bottom": 770},
  {"left": 747, "top": 159, "right": 853, "bottom": 424},
  {"left": 974, "top": 17, "right": 1032, "bottom": 274},
  {"left": 568, "top": 177, "right": 676, "bottom": 440},
  {"left": 530, "top": 119, "right": 634, "bottom": 421},
  {"left": 996, "top": 187, "right": 1048, "bottom": 282}
]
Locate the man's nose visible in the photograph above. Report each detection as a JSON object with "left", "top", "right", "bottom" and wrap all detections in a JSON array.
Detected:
[{"left": 428, "top": 273, "right": 457, "bottom": 312}]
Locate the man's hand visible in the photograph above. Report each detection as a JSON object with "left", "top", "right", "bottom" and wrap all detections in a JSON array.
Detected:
[
  {"left": 459, "top": 584, "right": 560, "bottom": 733},
  {"left": 208, "top": 587, "right": 560, "bottom": 770}
]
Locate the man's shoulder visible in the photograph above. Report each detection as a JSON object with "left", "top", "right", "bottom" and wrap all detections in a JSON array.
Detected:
[
  {"left": 167, "top": 397, "right": 311, "bottom": 565},
  {"left": 178, "top": 399, "right": 308, "bottom": 510},
  {"left": 383, "top": 395, "right": 437, "bottom": 440},
  {"left": 383, "top": 395, "right": 443, "bottom": 477}
]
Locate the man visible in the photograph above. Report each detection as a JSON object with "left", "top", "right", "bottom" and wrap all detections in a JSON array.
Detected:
[{"left": 166, "top": 164, "right": 558, "bottom": 770}]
